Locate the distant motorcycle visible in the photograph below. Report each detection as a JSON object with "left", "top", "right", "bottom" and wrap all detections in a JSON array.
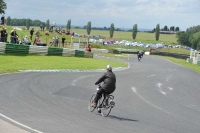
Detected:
[{"left": 137, "top": 51, "right": 142, "bottom": 61}]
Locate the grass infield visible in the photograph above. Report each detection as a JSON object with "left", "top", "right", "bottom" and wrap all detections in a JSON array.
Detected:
[{"left": 0, "top": 55, "right": 127, "bottom": 74}]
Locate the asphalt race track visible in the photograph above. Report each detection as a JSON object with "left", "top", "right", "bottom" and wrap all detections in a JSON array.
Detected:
[{"left": 0, "top": 55, "right": 200, "bottom": 133}]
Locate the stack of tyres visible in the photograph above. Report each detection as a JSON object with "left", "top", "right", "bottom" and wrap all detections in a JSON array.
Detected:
[
  {"left": 5, "top": 44, "right": 29, "bottom": 55},
  {"left": 75, "top": 50, "right": 84, "bottom": 57},
  {"left": 47, "top": 47, "right": 63, "bottom": 56}
]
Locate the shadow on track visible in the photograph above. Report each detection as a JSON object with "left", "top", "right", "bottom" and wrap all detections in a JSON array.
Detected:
[{"left": 108, "top": 115, "right": 139, "bottom": 122}]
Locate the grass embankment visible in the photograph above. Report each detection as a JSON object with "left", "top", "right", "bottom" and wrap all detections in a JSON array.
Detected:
[
  {"left": 0, "top": 55, "right": 127, "bottom": 74},
  {"left": 163, "top": 57, "right": 200, "bottom": 73},
  {"left": 156, "top": 48, "right": 190, "bottom": 55},
  {"left": 5, "top": 26, "right": 177, "bottom": 46}
]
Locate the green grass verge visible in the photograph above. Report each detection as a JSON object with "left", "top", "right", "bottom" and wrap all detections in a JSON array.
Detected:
[
  {"left": 0, "top": 55, "right": 127, "bottom": 74},
  {"left": 156, "top": 48, "right": 190, "bottom": 55},
  {"left": 72, "top": 29, "right": 177, "bottom": 44},
  {"left": 162, "top": 56, "right": 200, "bottom": 73}
]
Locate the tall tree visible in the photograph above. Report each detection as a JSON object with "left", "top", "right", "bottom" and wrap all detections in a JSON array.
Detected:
[
  {"left": 189, "top": 31, "right": 200, "bottom": 50},
  {"left": 155, "top": 24, "right": 160, "bottom": 41},
  {"left": 87, "top": 21, "right": 91, "bottom": 35},
  {"left": 109, "top": 23, "right": 115, "bottom": 38},
  {"left": 132, "top": 24, "right": 137, "bottom": 40},
  {"left": 66, "top": 19, "right": 71, "bottom": 30},
  {"left": 175, "top": 27, "right": 179, "bottom": 31},
  {"left": 163, "top": 26, "right": 168, "bottom": 31},
  {"left": 176, "top": 31, "right": 190, "bottom": 46},
  {"left": 170, "top": 26, "right": 175, "bottom": 31},
  {"left": 152, "top": 28, "right": 156, "bottom": 32},
  {"left": 0, "top": 0, "right": 6, "bottom": 14},
  {"left": 6, "top": 16, "right": 11, "bottom": 25},
  {"left": 46, "top": 19, "right": 50, "bottom": 30},
  {"left": 26, "top": 19, "right": 30, "bottom": 30}
]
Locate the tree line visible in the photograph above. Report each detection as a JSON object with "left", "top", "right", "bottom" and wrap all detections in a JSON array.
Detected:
[{"left": 176, "top": 25, "right": 200, "bottom": 50}]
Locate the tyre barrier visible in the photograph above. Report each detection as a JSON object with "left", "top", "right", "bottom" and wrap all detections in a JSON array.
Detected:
[{"left": 0, "top": 43, "right": 93, "bottom": 58}]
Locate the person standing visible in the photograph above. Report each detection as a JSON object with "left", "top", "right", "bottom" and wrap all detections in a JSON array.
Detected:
[
  {"left": 4, "top": 28, "right": 7, "bottom": 42},
  {"left": 0, "top": 27, "right": 7, "bottom": 42},
  {"left": 62, "top": 35, "right": 66, "bottom": 48},
  {"left": 54, "top": 35, "right": 59, "bottom": 47},
  {"left": 10, "top": 28, "right": 18, "bottom": 44},
  {"left": 1, "top": 15, "right": 5, "bottom": 25},
  {"left": 30, "top": 28, "right": 34, "bottom": 40},
  {"left": 35, "top": 29, "right": 40, "bottom": 38}
]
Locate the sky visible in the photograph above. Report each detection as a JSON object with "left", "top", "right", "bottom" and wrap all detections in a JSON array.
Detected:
[{"left": 4, "top": 0, "right": 200, "bottom": 31}]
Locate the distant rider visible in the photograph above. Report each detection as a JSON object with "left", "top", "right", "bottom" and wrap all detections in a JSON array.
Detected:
[
  {"left": 137, "top": 51, "right": 142, "bottom": 60},
  {"left": 91, "top": 65, "right": 116, "bottom": 107}
]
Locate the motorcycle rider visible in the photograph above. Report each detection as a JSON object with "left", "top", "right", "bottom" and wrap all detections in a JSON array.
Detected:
[
  {"left": 91, "top": 65, "right": 116, "bottom": 107},
  {"left": 137, "top": 51, "right": 142, "bottom": 60}
]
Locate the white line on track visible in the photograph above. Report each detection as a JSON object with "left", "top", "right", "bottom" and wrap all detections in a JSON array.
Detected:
[
  {"left": 131, "top": 87, "right": 200, "bottom": 126},
  {"left": 0, "top": 113, "right": 43, "bottom": 133},
  {"left": 132, "top": 87, "right": 171, "bottom": 115}
]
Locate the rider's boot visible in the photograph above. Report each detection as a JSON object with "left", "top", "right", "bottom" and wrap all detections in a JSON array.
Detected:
[{"left": 97, "top": 108, "right": 101, "bottom": 113}]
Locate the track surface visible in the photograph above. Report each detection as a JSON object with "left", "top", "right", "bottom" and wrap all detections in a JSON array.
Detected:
[{"left": 0, "top": 55, "right": 200, "bottom": 133}]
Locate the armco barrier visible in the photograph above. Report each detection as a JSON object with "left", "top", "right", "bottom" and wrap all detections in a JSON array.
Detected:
[
  {"left": 91, "top": 48, "right": 109, "bottom": 53},
  {"left": 0, "top": 43, "right": 6, "bottom": 54},
  {"left": 0, "top": 43, "right": 95, "bottom": 58},
  {"left": 47, "top": 47, "right": 63, "bottom": 56},
  {"left": 62, "top": 48, "right": 75, "bottom": 57},
  {"left": 5, "top": 44, "right": 30, "bottom": 55},
  {"left": 29, "top": 45, "right": 48, "bottom": 55}
]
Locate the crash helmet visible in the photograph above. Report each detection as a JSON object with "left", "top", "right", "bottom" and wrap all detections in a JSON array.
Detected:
[{"left": 106, "top": 65, "right": 112, "bottom": 71}]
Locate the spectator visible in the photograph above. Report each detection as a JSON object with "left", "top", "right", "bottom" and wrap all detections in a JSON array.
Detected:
[
  {"left": 23, "top": 36, "right": 31, "bottom": 45},
  {"left": 71, "top": 31, "right": 74, "bottom": 36},
  {"left": 10, "top": 28, "right": 18, "bottom": 44},
  {"left": 4, "top": 28, "right": 7, "bottom": 42},
  {"left": 1, "top": 15, "right": 5, "bottom": 25},
  {"left": 35, "top": 30, "right": 40, "bottom": 38},
  {"left": 62, "top": 35, "right": 66, "bottom": 48},
  {"left": 40, "top": 24, "right": 43, "bottom": 31},
  {"left": 34, "top": 37, "right": 46, "bottom": 46},
  {"left": 54, "top": 34, "right": 59, "bottom": 47},
  {"left": 0, "top": 27, "right": 7, "bottom": 42},
  {"left": 49, "top": 26, "right": 53, "bottom": 33},
  {"left": 30, "top": 28, "right": 34, "bottom": 40},
  {"left": 87, "top": 44, "right": 92, "bottom": 52},
  {"left": 45, "top": 31, "right": 49, "bottom": 36},
  {"left": 42, "top": 25, "right": 45, "bottom": 31},
  {"left": 51, "top": 36, "right": 55, "bottom": 46}
]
